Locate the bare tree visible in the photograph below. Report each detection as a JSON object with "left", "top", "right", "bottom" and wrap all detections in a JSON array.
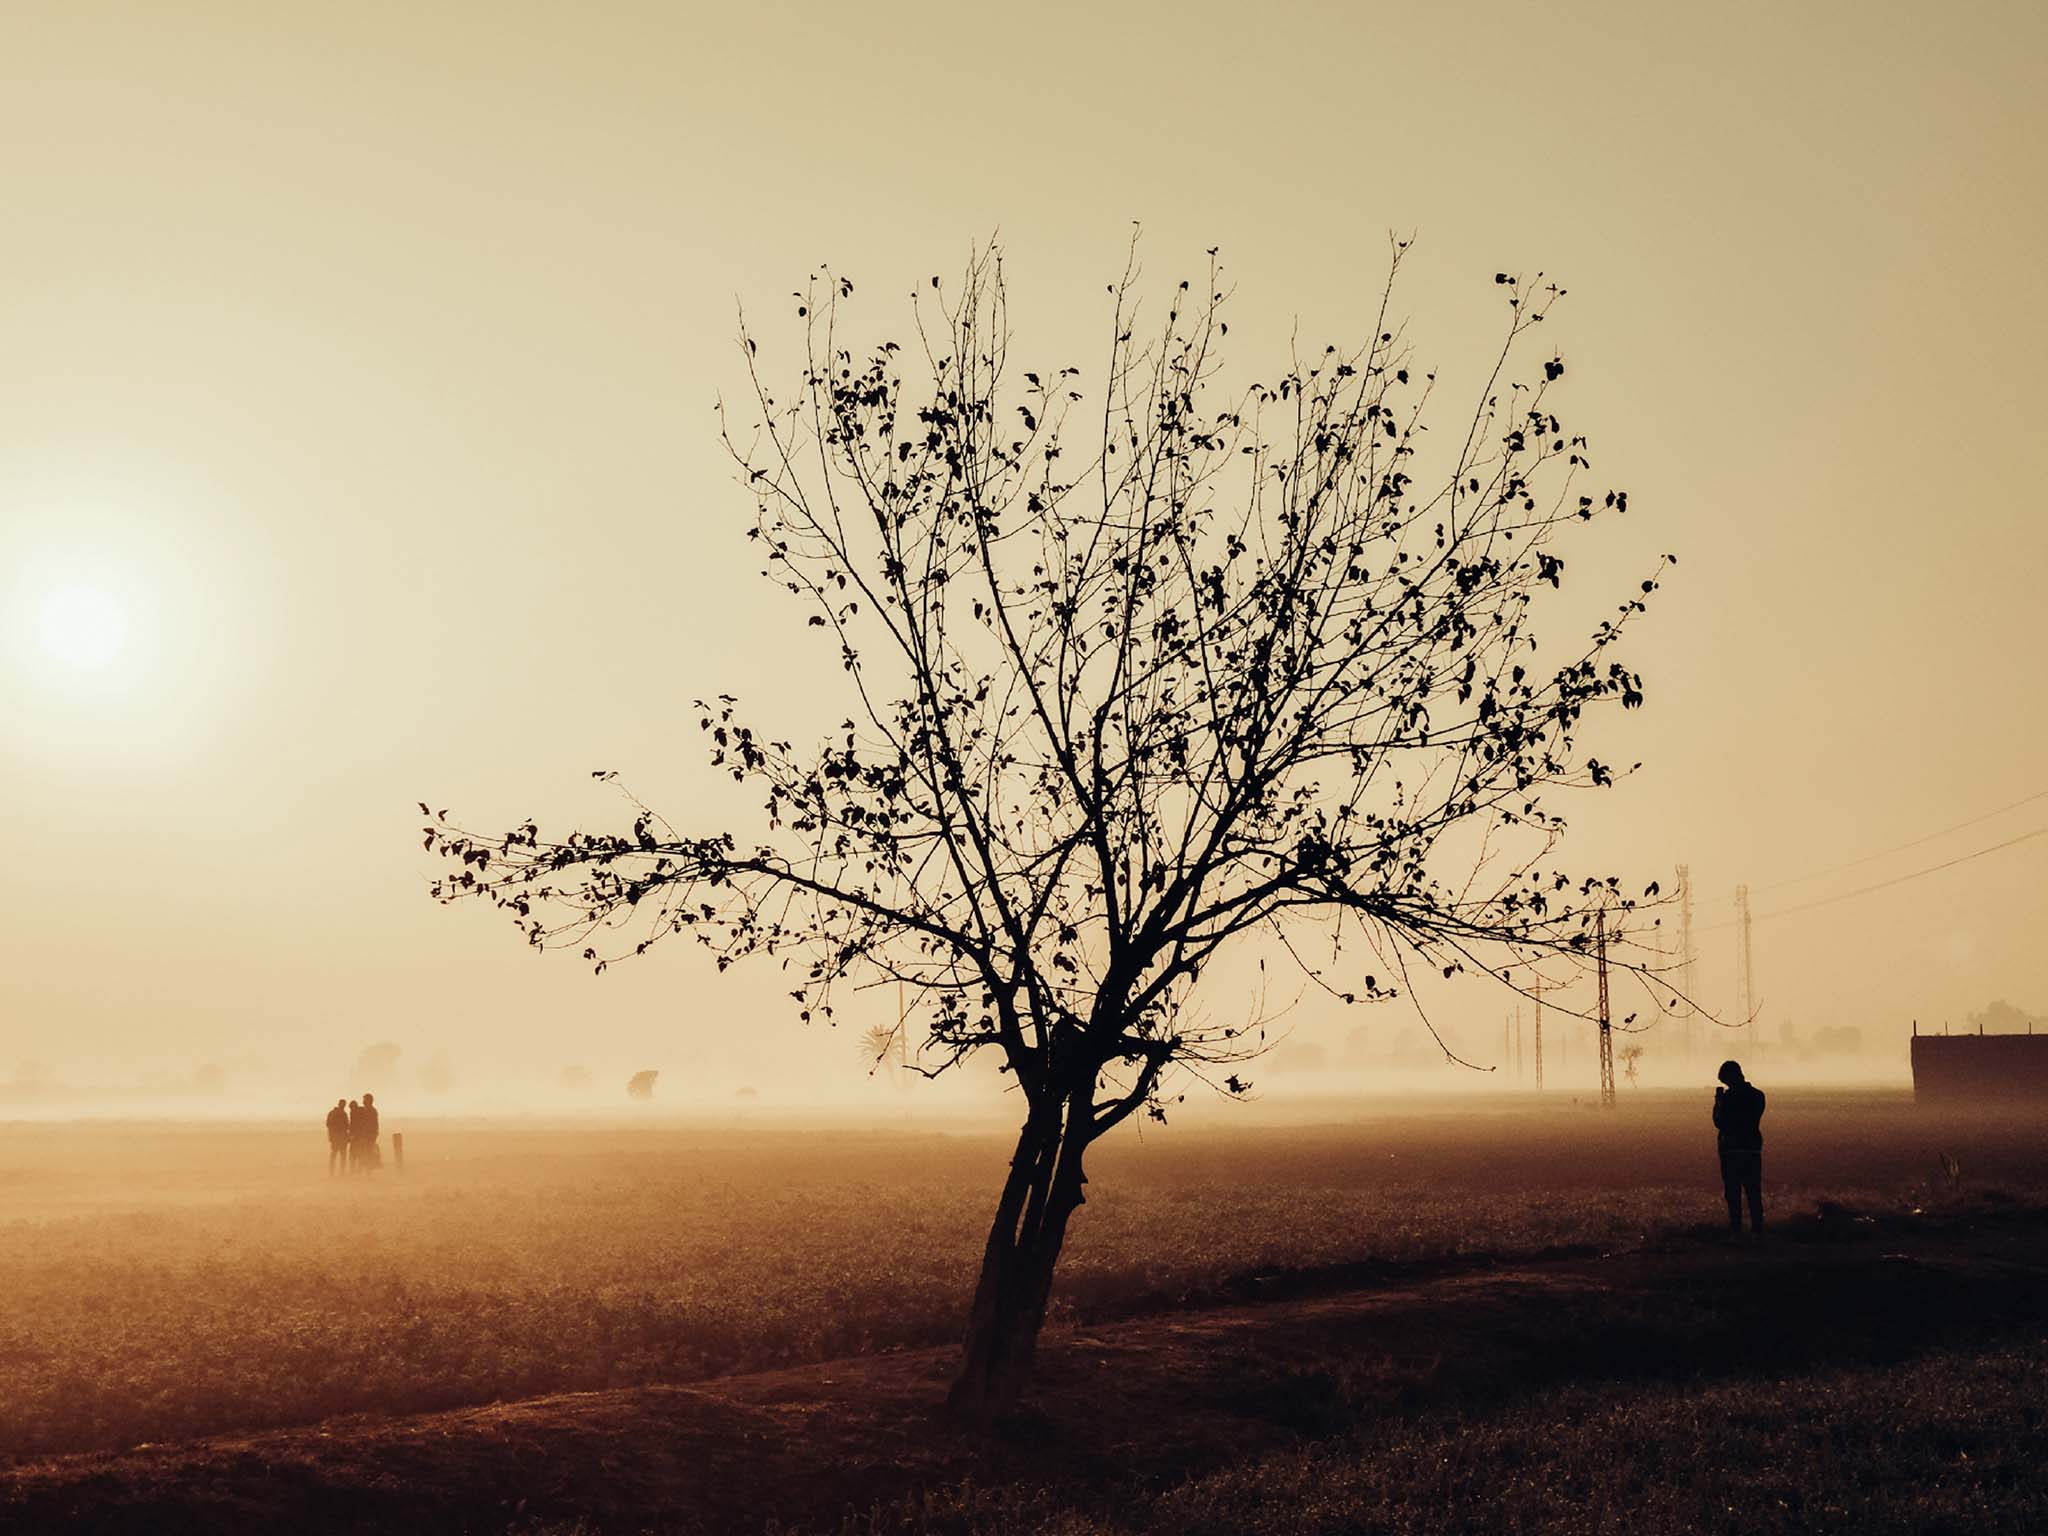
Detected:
[{"left": 424, "top": 239, "right": 1674, "bottom": 1417}]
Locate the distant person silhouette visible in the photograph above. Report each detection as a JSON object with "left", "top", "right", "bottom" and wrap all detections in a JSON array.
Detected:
[
  {"left": 345, "top": 1098, "right": 362, "bottom": 1173},
  {"left": 353, "top": 1091, "right": 382, "bottom": 1173},
  {"left": 325, "top": 1099, "right": 350, "bottom": 1175},
  {"left": 1713, "top": 1060, "right": 1766, "bottom": 1237}
]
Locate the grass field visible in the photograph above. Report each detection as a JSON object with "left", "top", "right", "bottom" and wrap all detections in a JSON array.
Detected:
[
  {"left": 4, "top": 1090, "right": 2043, "bottom": 1471},
  {"left": 810, "top": 1337, "right": 2048, "bottom": 1535}
]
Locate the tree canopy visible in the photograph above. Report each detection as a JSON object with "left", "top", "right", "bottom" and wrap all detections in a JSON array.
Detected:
[{"left": 424, "top": 239, "right": 1675, "bottom": 1411}]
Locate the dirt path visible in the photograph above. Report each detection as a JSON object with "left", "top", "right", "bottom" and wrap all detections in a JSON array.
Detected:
[{"left": 9, "top": 1209, "right": 2048, "bottom": 1534}]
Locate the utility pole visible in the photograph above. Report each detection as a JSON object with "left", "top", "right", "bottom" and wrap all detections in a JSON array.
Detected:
[
  {"left": 1735, "top": 883, "right": 1757, "bottom": 1058},
  {"left": 1596, "top": 908, "right": 1616, "bottom": 1108},
  {"left": 1515, "top": 1003, "right": 1524, "bottom": 1081},
  {"left": 1676, "top": 863, "right": 1697, "bottom": 1062},
  {"left": 1532, "top": 979, "right": 1543, "bottom": 1091}
]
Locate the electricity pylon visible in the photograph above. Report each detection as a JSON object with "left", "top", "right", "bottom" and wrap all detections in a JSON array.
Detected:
[
  {"left": 1596, "top": 907, "right": 1616, "bottom": 1108},
  {"left": 1735, "top": 882, "right": 1757, "bottom": 1056}
]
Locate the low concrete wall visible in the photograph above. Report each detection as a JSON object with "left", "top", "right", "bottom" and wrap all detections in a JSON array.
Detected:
[{"left": 1912, "top": 1033, "right": 2048, "bottom": 1103}]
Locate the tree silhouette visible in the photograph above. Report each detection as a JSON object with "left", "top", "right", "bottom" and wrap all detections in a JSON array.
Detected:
[
  {"left": 351, "top": 1040, "right": 402, "bottom": 1095},
  {"left": 860, "top": 1020, "right": 911, "bottom": 1089},
  {"left": 424, "top": 239, "right": 1674, "bottom": 1417}
]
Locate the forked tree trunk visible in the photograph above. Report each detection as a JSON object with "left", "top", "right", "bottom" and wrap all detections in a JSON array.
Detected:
[{"left": 947, "top": 1099, "right": 1090, "bottom": 1421}]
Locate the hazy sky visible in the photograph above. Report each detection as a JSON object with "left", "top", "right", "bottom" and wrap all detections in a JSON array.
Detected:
[{"left": 3, "top": 0, "right": 2043, "bottom": 1105}]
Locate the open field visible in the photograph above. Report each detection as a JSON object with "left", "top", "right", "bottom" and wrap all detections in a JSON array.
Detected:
[
  {"left": 5, "top": 1090, "right": 2046, "bottom": 1475},
  {"left": 5, "top": 1195, "right": 2048, "bottom": 1533}
]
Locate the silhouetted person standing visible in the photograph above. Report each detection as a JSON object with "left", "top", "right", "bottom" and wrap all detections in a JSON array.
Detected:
[
  {"left": 345, "top": 1098, "right": 362, "bottom": 1173},
  {"left": 1713, "top": 1060, "right": 1765, "bottom": 1237},
  {"left": 325, "top": 1099, "right": 350, "bottom": 1175},
  {"left": 353, "top": 1091, "right": 382, "bottom": 1172}
]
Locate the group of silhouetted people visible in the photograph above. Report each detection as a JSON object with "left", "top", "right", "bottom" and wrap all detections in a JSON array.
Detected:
[{"left": 325, "top": 1093, "right": 381, "bottom": 1174}]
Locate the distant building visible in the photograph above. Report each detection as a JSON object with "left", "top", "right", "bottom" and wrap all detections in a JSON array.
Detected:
[{"left": 1911, "top": 1026, "right": 2048, "bottom": 1104}]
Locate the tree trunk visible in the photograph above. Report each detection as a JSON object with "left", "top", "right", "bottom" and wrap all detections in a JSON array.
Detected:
[{"left": 947, "top": 1099, "right": 1089, "bottom": 1422}]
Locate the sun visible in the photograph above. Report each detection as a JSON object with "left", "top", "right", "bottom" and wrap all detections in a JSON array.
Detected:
[
  {"left": 3, "top": 530, "right": 210, "bottom": 756},
  {"left": 32, "top": 582, "right": 133, "bottom": 674}
]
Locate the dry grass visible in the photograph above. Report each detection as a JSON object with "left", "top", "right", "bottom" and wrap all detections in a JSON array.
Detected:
[
  {"left": 3, "top": 1093, "right": 2040, "bottom": 1463},
  {"left": 782, "top": 1338, "right": 2048, "bottom": 1535}
]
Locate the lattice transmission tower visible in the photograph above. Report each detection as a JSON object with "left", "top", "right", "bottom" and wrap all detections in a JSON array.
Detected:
[
  {"left": 1596, "top": 908, "right": 1615, "bottom": 1108},
  {"left": 1734, "top": 882, "right": 1757, "bottom": 1057}
]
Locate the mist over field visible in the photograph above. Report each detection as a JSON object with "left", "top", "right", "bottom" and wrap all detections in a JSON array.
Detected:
[
  {"left": 0, "top": 978, "right": 1982, "bottom": 1122},
  {"left": 9, "top": 954, "right": 2022, "bottom": 1123},
  {"left": 0, "top": 1011, "right": 1926, "bottom": 1123}
]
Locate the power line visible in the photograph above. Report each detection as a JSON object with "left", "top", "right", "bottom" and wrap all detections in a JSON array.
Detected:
[
  {"left": 1700, "top": 825, "right": 2047, "bottom": 931},
  {"left": 1757, "top": 825, "right": 2046, "bottom": 922},
  {"left": 1752, "top": 785, "right": 2048, "bottom": 894}
]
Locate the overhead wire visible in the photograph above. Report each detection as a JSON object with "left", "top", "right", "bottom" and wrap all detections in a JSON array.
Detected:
[
  {"left": 1752, "top": 825, "right": 2045, "bottom": 923},
  {"left": 1751, "top": 785, "right": 2048, "bottom": 894},
  {"left": 1697, "top": 823, "right": 2046, "bottom": 932}
]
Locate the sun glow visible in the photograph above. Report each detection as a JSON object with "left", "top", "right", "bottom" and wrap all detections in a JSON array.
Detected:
[
  {"left": 32, "top": 582, "right": 133, "bottom": 674},
  {"left": 3, "top": 526, "right": 180, "bottom": 725},
  {"left": 2, "top": 510, "right": 249, "bottom": 771}
]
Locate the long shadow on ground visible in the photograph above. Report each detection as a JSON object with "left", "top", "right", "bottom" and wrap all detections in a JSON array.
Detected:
[{"left": 8, "top": 1203, "right": 2048, "bottom": 1534}]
